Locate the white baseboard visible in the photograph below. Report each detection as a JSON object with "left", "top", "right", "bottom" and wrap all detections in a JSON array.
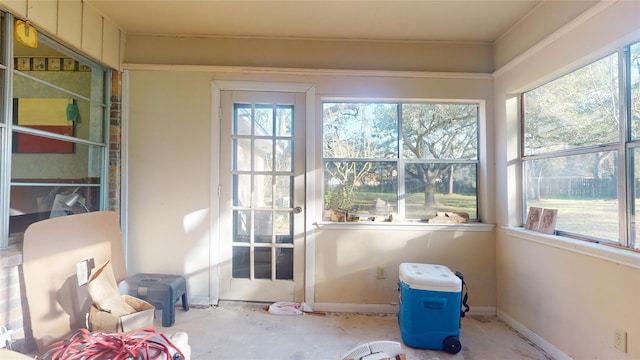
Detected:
[
  {"left": 189, "top": 295, "right": 212, "bottom": 307},
  {"left": 467, "top": 306, "right": 496, "bottom": 316},
  {"left": 497, "top": 309, "right": 573, "bottom": 360},
  {"left": 313, "top": 303, "right": 399, "bottom": 314}
]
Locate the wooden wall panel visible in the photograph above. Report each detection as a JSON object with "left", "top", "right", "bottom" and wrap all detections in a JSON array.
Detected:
[
  {"left": 102, "top": 17, "right": 120, "bottom": 70},
  {"left": 1, "top": 0, "right": 27, "bottom": 18},
  {"left": 26, "top": 0, "right": 57, "bottom": 33},
  {"left": 57, "top": 0, "right": 82, "bottom": 49},
  {"left": 81, "top": 3, "right": 103, "bottom": 61}
]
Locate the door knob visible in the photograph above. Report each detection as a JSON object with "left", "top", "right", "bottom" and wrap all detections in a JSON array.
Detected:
[{"left": 293, "top": 206, "right": 302, "bottom": 214}]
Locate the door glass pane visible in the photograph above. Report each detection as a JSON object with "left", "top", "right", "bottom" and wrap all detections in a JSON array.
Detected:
[
  {"left": 254, "top": 247, "right": 272, "bottom": 279},
  {"left": 276, "top": 106, "right": 292, "bottom": 136},
  {"left": 233, "top": 210, "right": 250, "bottom": 243},
  {"left": 275, "top": 211, "right": 293, "bottom": 244},
  {"left": 254, "top": 175, "right": 272, "bottom": 207},
  {"left": 254, "top": 210, "right": 272, "bottom": 243},
  {"left": 232, "top": 247, "right": 250, "bottom": 278},
  {"left": 254, "top": 139, "right": 272, "bottom": 171},
  {"left": 233, "top": 138, "right": 251, "bottom": 171},
  {"left": 275, "top": 140, "right": 292, "bottom": 171},
  {"left": 234, "top": 104, "right": 251, "bottom": 135},
  {"left": 276, "top": 248, "right": 293, "bottom": 280},
  {"left": 255, "top": 105, "right": 273, "bottom": 136},
  {"left": 233, "top": 174, "right": 251, "bottom": 206},
  {"left": 274, "top": 176, "right": 291, "bottom": 208}
]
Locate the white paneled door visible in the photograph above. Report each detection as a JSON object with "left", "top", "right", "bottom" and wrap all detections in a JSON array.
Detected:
[{"left": 219, "top": 90, "right": 305, "bottom": 302}]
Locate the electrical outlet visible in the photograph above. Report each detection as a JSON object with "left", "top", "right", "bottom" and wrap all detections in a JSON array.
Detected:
[
  {"left": 376, "top": 267, "right": 386, "bottom": 279},
  {"left": 614, "top": 328, "right": 627, "bottom": 352}
]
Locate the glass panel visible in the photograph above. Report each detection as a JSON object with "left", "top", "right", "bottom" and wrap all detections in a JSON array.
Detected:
[
  {"left": 524, "top": 151, "right": 618, "bottom": 242},
  {"left": 274, "top": 176, "right": 291, "bottom": 208},
  {"left": 402, "top": 103, "right": 478, "bottom": 160},
  {"left": 232, "top": 246, "right": 250, "bottom": 278},
  {"left": 12, "top": 140, "right": 102, "bottom": 181},
  {"left": 232, "top": 210, "right": 250, "bottom": 243},
  {"left": 0, "top": 13, "right": 4, "bottom": 67},
  {"left": 254, "top": 175, "right": 272, "bottom": 207},
  {"left": 254, "top": 105, "right": 273, "bottom": 136},
  {"left": 9, "top": 183, "right": 99, "bottom": 233},
  {"left": 276, "top": 106, "right": 293, "bottom": 136},
  {"left": 274, "top": 211, "right": 292, "bottom": 244},
  {"left": 14, "top": 37, "right": 105, "bottom": 102},
  {"left": 632, "top": 147, "right": 640, "bottom": 249},
  {"left": 631, "top": 42, "right": 640, "bottom": 140},
  {"left": 233, "top": 138, "right": 251, "bottom": 171},
  {"left": 10, "top": 139, "right": 103, "bottom": 234},
  {"left": 323, "top": 103, "right": 398, "bottom": 159},
  {"left": 405, "top": 163, "right": 477, "bottom": 220},
  {"left": 323, "top": 161, "right": 397, "bottom": 218},
  {"left": 254, "top": 139, "right": 272, "bottom": 171},
  {"left": 233, "top": 104, "right": 251, "bottom": 135},
  {"left": 254, "top": 210, "right": 272, "bottom": 243},
  {"left": 254, "top": 247, "right": 272, "bottom": 279},
  {"left": 12, "top": 77, "right": 105, "bottom": 143},
  {"left": 233, "top": 174, "right": 251, "bottom": 207},
  {"left": 523, "top": 53, "right": 619, "bottom": 155},
  {"left": 276, "top": 248, "right": 293, "bottom": 280},
  {"left": 275, "top": 139, "right": 292, "bottom": 171}
]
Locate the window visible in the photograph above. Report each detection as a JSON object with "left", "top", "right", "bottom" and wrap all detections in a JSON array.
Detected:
[
  {"left": 322, "top": 101, "right": 479, "bottom": 222},
  {"left": 522, "top": 41, "right": 640, "bottom": 249},
  {"left": 3, "top": 15, "right": 110, "bottom": 246}
]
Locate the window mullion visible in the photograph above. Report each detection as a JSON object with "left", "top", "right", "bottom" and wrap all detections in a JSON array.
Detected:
[{"left": 622, "top": 45, "right": 633, "bottom": 248}]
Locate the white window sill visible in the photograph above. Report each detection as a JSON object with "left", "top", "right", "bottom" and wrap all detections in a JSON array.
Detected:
[
  {"left": 503, "top": 226, "right": 640, "bottom": 270},
  {"left": 314, "top": 221, "right": 495, "bottom": 232}
]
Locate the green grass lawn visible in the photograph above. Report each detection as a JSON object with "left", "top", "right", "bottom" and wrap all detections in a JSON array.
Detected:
[
  {"left": 527, "top": 198, "right": 619, "bottom": 241},
  {"left": 348, "top": 191, "right": 477, "bottom": 220}
]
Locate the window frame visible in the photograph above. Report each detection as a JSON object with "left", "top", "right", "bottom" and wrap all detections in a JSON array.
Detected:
[
  {"left": 520, "top": 42, "right": 639, "bottom": 250},
  {"left": 321, "top": 98, "right": 481, "bottom": 223},
  {"left": 1, "top": 13, "right": 111, "bottom": 248}
]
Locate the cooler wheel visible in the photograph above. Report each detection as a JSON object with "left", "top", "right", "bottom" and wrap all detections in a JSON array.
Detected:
[{"left": 443, "top": 336, "right": 462, "bottom": 354}]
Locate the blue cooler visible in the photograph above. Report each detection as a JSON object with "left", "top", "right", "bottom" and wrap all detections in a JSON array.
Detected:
[{"left": 398, "top": 263, "right": 463, "bottom": 354}]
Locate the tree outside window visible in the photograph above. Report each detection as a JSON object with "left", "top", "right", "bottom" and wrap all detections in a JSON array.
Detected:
[{"left": 322, "top": 101, "right": 479, "bottom": 221}]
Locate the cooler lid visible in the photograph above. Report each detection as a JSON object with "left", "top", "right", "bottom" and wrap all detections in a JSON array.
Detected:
[{"left": 399, "top": 263, "right": 461, "bottom": 292}]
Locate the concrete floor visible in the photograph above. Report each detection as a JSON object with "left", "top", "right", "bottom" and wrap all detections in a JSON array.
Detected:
[{"left": 161, "top": 302, "right": 554, "bottom": 360}]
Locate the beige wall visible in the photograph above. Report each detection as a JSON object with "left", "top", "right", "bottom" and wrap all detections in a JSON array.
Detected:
[
  {"left": 125, "top": 36, "right": 493, "bottom": 73},
  {"left": 126, "top": 68, "right": 495, "bottom": 309},
  {"left": 314, "top": 227, "right": 495, "bottom": 309},
  {"left": 126, "top": 70, "right": 213, "bottom": 300},
  {"left": 493, "top": 1, "right": 640, "bottom": 359}
]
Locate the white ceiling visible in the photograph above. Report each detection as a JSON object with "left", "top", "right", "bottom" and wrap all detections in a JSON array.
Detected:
[{"left": 85, "top": 0, "right": 542, "bottom": 43}]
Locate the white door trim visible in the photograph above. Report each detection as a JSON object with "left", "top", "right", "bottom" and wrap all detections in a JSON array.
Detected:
[{"left": 210, "top": 80, "right": 316, "bottom": 306}]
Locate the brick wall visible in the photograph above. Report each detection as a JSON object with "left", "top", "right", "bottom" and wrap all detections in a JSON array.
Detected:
[{"left": 109, "top": 71, "right": 123, "bottom": 214}]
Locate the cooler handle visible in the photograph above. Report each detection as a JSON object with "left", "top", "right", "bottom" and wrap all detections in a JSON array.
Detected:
[{"left": 455, "top": 271, "right": 470, "bottom": 318}]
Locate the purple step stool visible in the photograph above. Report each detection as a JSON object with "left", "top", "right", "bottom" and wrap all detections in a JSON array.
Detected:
[{"left": 119, "top": 273, "right": 189, "bottom": 327}]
